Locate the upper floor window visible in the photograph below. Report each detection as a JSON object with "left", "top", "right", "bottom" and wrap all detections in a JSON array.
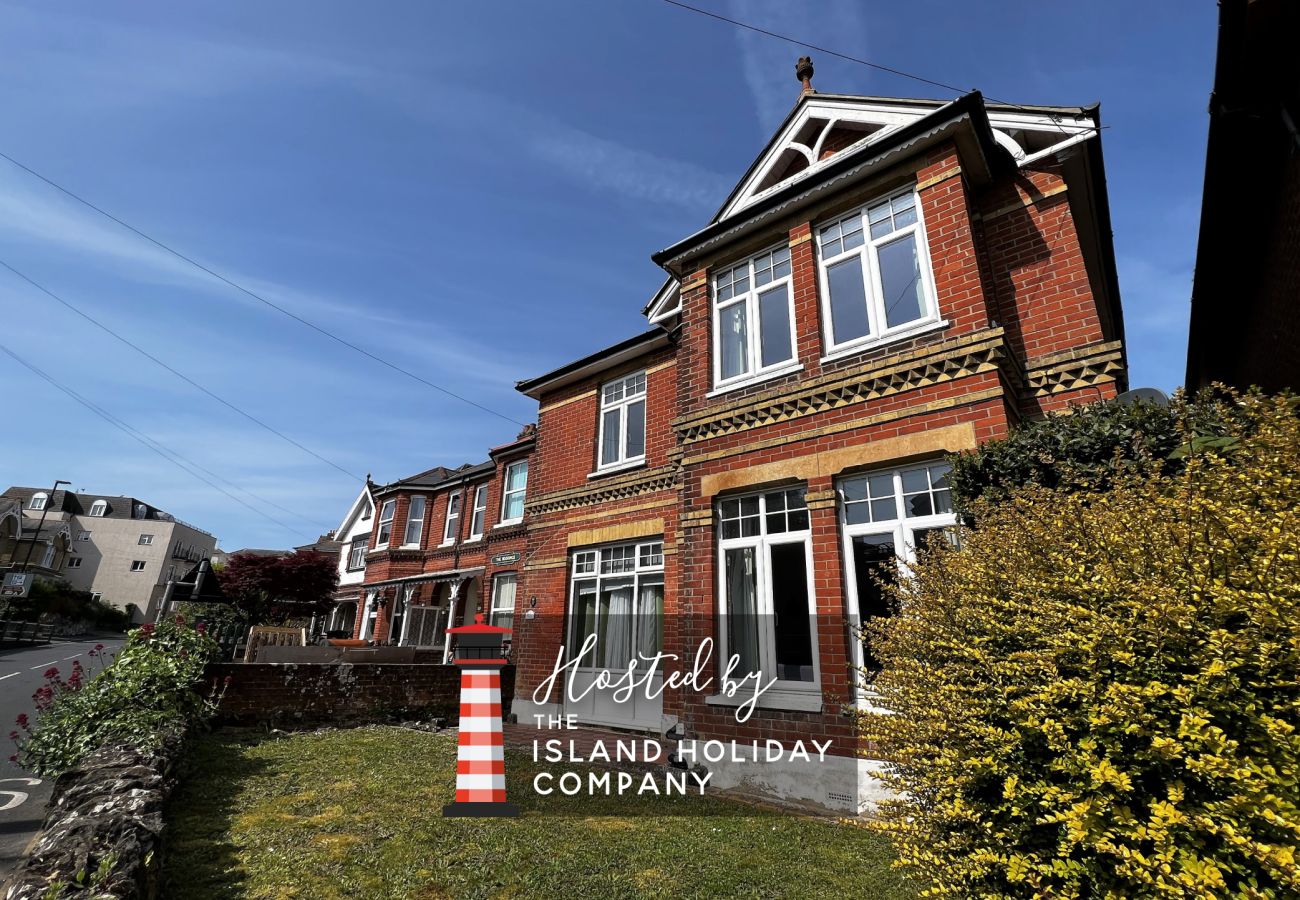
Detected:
[
  {"left": 500, "top": 461, "right": 528, "bottom": 524},
  {"left": 469, "top": 485, "right": 487, "bottom": 540},
  {"left": 28, "top": 493, "right": 47, "bottom": 511},
  {"left": 403, "top": 496, "right": 426, "bottom": 547},
  {"left": 713, "top": 245, "right": 795, "bottom": 389},
  {"left": 442, "top": 492, "right": 461, "bottom": 544},
  {"left": 130, "top": 560, "right": 146, "bottom": 572},
  {"left": 138, "top": 534, "right": 154, "bottom": 545},
  {"left": 818, "top": 189, "right": 938, "bottom": 356},
  {"left": 346, "top": 536, "right": 369, "bottom": 571},
  {"left": 41, "top": 546, "right": 55, "bottom": 568},
  {"left": 77, "top": 531, "right": 90, "bottom": 541},
  {"left": 88, "top": 500, "right": 108, "bottom": 517},
  {"left": 375, "top": 499, "right": 396, "bottom": 547},
  {"left": 598, "top": 372, "right": 647, "bottom": 471},
  {"left": 66, "top": 557, "right": 83, "bottom": 569}
]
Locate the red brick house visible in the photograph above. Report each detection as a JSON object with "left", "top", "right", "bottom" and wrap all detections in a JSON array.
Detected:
[
  {"left": 511, "top": 70, "right": 1126, "bottom": 812},
  {"left": 353, "top": 427, "right": 535, "bottom": 661}
]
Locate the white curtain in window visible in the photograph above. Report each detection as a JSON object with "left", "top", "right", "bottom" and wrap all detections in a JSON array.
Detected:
[
  {"left": 601, "top": 583, "right": 633, "bottom": 670},
  {"left": 636, "top": 582, "right": 663, "bottom": 660},
  {"left": 725, "top": 547, "right": 760, "bottom": 676}
]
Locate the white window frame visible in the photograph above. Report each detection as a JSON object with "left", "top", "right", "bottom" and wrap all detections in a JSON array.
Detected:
[
  {"left": 346, "top": 536, "right": 369, "bottom": 572},
  {"left": 138, "top": 534, "right": 154, "bottom": 545},
  {"left": 467, "top": 484, "right": 488, "bottom": 541},
  {"left": 838, "top": 461, "right": 957, "bottom": 701},
  {"left": 66, "top": 557, "right": 83, "bottom": 569},
  {"left": 402, "top": 496, "right": 426, "bottom": 548},
  {"left": 596, "top": 371, "right": 647, "bottom": 473},
  {"left": 715, "top": 487, "right": 820, "bottom": 697},
  {"left": 441, "top": 492, "right": 462, "bottom": 545},
  {"left": 499, "top": 461, "right": 527, "bottom": 525},
  {"left": 816, "top": 187, "right": 943, "bottom": 361},
  {"left": 359, "top": 591, "right": 378, "bottom": 640},
  {"left": 489, "top": 572, "right": 517, "bottom": 629},
  {"left": 90, "top": 592, "right": 102, "bottom": 603},
  {"left": 28, "top": 493, "right": 47, "bottom": 512},
  {"left": 77, "top": 531, "right": 91, "bottom": 542},
  {"left": 88, "top": 500, "right": 108, "bottom": 517},
  {"left": 375, "top": 499, "right": 397, "bottom": 548},
  {"left": 567, "top": 540, "right": 665, "bottom": 668},
  {"left": 129, "top": 560, "right": 146, "bottom": 572},
  {"left": 711, "top": 244, "right": 800, "bottom": 393}
]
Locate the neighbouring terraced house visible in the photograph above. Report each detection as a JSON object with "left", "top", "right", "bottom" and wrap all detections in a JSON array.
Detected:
[{"left": 330, "top": 61, "right": 1126, "bottom": 813}]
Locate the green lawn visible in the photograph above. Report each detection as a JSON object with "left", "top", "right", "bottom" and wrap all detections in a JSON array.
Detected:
[{"left": 164, "top": 726, "right": 915, "bottom": 900}]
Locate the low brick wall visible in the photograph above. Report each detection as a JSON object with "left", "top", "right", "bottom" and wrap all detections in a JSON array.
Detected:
[{"left": 206, "top": 662, "right": 515, "bottom": 729}]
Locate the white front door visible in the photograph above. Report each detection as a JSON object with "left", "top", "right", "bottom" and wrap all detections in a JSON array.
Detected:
[{"left": 564, "top": 541, "right": 664, "bottom": 730}]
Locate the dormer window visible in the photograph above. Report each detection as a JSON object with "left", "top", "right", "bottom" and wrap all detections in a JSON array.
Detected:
[
  {"left": 818, "top": 189, "right": 940, "bottom": 357},
  {"left": 375, "top": 499, "right": 396, "bottom": 547},
  {"left": 713, "top": 245, "right": 796, "bottom": 390},
  {"left": 88, "top": 500, "right": 108, "bottom": 517},
  {"left": 28, "top": 493, "right": 47, "bottom": 512}
]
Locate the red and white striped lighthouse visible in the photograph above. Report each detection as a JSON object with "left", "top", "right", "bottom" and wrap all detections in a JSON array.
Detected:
[{"left": 443, "top": 614, "right": 519, "bottom": 817}]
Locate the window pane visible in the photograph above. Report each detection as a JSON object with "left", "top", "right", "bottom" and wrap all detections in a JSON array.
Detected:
[
  {"left": 720, "top": 302, "right": 749, "bottom": 379},
  {"left": 571, "top": 584, "right": 599, "bottom": 667},
  {"left": 758, "top": 285, "right": 793, "bottom": 368},
  {"left": 787, "top": 509, "right": 809, "bottom": 531},
  {"left": 871, "top": 498, "right": 897, "bottom": 521},
  {"left": 625, "top": 399, "right": 646, "bottom": 459},
  {"left": 827, "top": 254, "right": 871, "bottom": 344},
  {"left": 841, "top": 478, "right": 867, "bottom": 502},
  {"left": 637, "top": 581, "right": 664, "bottom": 658},
  {"left": 879, "top": 234, "right": 926, "bottom": 327},
  {"left": 901, "top": 469, "right": 929, "bottom": 493},
  {"left": 725, "top": 547, "right": 761, "bottom": 677},
  {"left": 600, "top": 582, "right": 634, "bottom": 669},
  {"left": 851, "top": 533, "right": 898, "bottom": 672},
  {"left": 601, "top": 408, "right": 621, "bottom": 465},
  {"left": 845, "top": 500, "right": 870, "bottom": 525},
  {"left": 507, "top": 462, "right": 528, "bottom": 491},
  {"left": 904, "top": 493, "right": 933, "bottom": 517},
  {"left": 933, "top": 490, "right": 953, "bottom": 514},
  {"left": 770, "top": 542, "right": 814, "bottom": 682},
  {"left": 868, "top": 474, "right": 893, "bottom": 499}
]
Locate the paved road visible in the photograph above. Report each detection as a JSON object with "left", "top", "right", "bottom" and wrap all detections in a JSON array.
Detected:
[{"left": 0, "top": 634, "right": 124, "bottom": 878}]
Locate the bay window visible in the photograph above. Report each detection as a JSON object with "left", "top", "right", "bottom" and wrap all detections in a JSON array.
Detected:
[
  {"left": 839, "top": 461, "right": 957, "bottom": 687},
  {"left": 403, "top": 496, "right": 425, "bottom": 547},
  {"left": 375, "top": 499, "right": 396, "bottom": 547},
  {"left": 717, "top": 487, "right": 818, "bottom": 692},
  {"left": 713, "top": 245, "right": 796, "bottom": 389},
  {"left": 818, "top": 188, "right": 939, "bottom": 356},
  {"left": 500, "top": 460, "right": 528, "bottom": 524},
  {"left": 598, "top": 372, "right": 647, "bottom": 471}
]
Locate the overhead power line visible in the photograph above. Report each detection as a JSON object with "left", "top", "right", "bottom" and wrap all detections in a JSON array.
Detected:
[
  {"left": 0, "top": 343, "right": 326, "bottom": 540},
  {"left": 0, "top": 149, "right": 529, "bottom": 428},
  {"left": 0, "top": 257, "right": 365, "bottom": 484},
  {"left": 657, "top": 0, "right": 1076, "bottom": 133}
]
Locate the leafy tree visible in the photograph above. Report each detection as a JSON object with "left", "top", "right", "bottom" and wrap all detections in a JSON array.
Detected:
[
  {"left": 217, "top": 550, "right": 337, "bottom": 625},
  {"left": 861, "top": 391, "right": 1299, "bottom": 898},
  {"left": 946, "top": 388, "right": 1245, "bottom": 510}
]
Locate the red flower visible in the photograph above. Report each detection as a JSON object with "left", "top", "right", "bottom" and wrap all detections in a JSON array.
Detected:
[
  {"left": 16, "top": 714, "right": 29, "bottom": 729},
  {"left": 139, "top": 623, "right": 155, "bottom": 637},
  {"left": 7, "top": 755, "right": 16, "bottom": 763},
  {"left": 175, "top": 615, "right": 185, "bottom": 625},
  {"left": 223, "top": 675, "right": 233, "bottom": 686},
  {"left": 8, "top": 731, "right": 18, "bottom": 741},
  {"left": 43, "top": 667, "right": 59, "bottom": 680},
  {"left": 196, "top": 622, "right": 207, "bottom": 635}
]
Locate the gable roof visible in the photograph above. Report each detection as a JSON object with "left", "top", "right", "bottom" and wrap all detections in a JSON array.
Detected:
[
  {"left": 644, "top": 89, "right": 1104, "bottom": 316},
  {"left": 334, "top": 483, "right": 375, "bottom": 538}
]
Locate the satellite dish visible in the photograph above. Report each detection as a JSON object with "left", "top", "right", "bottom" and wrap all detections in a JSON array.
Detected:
[{"left": 1116, "top": 387, "right": 1170, "bottom": 406}]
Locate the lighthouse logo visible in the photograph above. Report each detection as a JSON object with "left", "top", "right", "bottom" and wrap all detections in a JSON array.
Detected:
[{"left": 442, "top": 614, "right": 519, "bottom": 818}]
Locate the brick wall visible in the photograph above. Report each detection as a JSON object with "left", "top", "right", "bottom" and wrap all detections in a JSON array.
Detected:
[{"left": 207, "top": 661, "right": 516, "bottom": 729}]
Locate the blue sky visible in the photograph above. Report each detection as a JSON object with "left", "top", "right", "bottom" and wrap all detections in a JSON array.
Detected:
[{"left": 0, "top": 1, "right": 1215, "bottom": 550}]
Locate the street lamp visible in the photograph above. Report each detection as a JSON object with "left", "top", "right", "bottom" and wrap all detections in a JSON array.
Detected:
[{"left": 20, "top": 479, "right": 70, "bottom": 572}]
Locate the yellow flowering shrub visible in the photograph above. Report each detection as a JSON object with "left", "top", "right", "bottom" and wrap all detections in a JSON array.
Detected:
[{"left": 860, "top": 392, "right": 1299, "bottom": 898}]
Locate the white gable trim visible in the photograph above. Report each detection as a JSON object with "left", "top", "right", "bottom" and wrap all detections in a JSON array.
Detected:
[
  {"left": 335, "top": 485, "right": 375, "bottom": 539},
  {"left": 645, "top": 279, "right": 681, "bottom": 324},
  {"left": 720, "top": 96, "right": 1097, "bottom": 222}
]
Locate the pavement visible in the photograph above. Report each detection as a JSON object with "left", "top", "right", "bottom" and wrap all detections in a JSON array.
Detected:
[{"left": 0, "top": 633, "right": 125, "bottom": 879}]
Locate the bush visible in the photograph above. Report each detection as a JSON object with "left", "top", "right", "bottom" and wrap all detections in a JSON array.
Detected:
[
  {"left": 6, "top": 581, "right": 130, "bottom": 631},
  {"left": 946, "top": 389, "right": 1246, "bottom": 511},
  {"left": 860, "top": 391, "right": 1299, "bottom": 898},
  {"left": 12, "top": 617, "right": 225, "bottom": 775}
]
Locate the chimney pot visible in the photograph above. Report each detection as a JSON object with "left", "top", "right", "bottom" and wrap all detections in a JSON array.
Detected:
[{"left": 796, "top": 56, "right": 815, "bottom": 94}]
